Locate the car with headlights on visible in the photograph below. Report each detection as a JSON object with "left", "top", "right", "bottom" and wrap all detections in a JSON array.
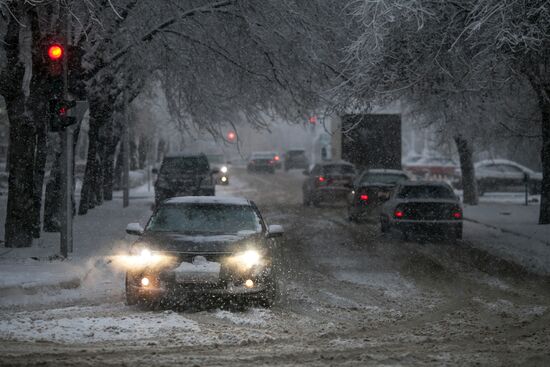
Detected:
[
  {"left": 302, "top": 161, "right": 356, "bottom": 206},
  {"left": 207, "top": 153, "right": 230, "bottom": 185},
  {"left": 124, "top": 196, "right": 283, "bottom": 308},
  {"left": 153, "top": 153, "right": 217, "bottom": 206},
  {"left": 380, "top": 181, "right": 463, "bottom": 240},
  {"left": 348, "top": 169, "right": 410, "bottom": 222}
]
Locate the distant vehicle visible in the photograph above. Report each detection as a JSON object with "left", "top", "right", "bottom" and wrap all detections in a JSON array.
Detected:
[
  {"left": 341, "top": 114, "right": 402, "bottom": 170},
  {"left": 125, "top": 196, "right": 282, "bottom": 308},
  {"left": 347, "top": 169, "right": 410, "bottom": 222},
  {"left": 403, "top": 155, "right": 458, "bottom": 179},
  {"left": 474, "top": 159, "right": 542, "bottom": 195},
  {"left": 153, "top": 153, "right": 216, "bottom": 206},
  {"left": 247, "top": 151, "right": 277, "bottom": 173},
  {"left": 283, "top": 149, "right": 309, "bottom": 171},
  {"left": 380, "top": 181, "right": 463, "bottom": 240},
  {"left": 207, "top": 153, "right": 230, "bottom": 185},
  {"left": 302, "top": 161, "right": 356, "bottom": 206}
]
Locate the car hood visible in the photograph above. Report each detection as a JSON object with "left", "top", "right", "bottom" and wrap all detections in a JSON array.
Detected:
[{"left": 139, "top": 231, "right": 262, "bottom": 253}]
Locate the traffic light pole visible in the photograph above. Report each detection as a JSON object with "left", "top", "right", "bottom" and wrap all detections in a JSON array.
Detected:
[
  {"left": 123, "top": 91, "right": 130, "bottom": 208},
  {"left": 60, "top": 9, "right": 73, "bottom": 257}
]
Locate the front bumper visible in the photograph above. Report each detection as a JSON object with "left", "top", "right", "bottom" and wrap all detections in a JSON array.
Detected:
[
  {"left": 390, "top": 219, "right": 462, "bottom": 232},
  {"left": 128, "top": 265, "right": 273, "bottom": 301}
]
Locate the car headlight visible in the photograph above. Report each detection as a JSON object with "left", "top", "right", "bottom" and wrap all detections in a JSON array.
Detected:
[
  {"left": 220, "top": 166, "right": 228, "bottom": 173},
  {"left": 229, "top": 249, "right": 263, "bottom": 270}
]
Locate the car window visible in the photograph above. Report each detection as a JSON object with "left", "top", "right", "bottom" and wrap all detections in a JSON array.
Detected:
[
  {"left": 160, "top": 157, "right": 209, "bottom": 174},
  {"left": 397, "top": 185, "right": 455, "bottom": 199},
  {"left": 323, "top": 164, "right": 355, "bottom": 175},
  {"left": 500, "top": 164, "right": 523, "bottom": 173},
  {"left": 311, "top": 165, "right": 322, "bottom": 175},
  {"left": 146, "top": 204, "right": 263, "bottom": 235},
  {"left": 360, "top": 173, "right": 408, "bottom": 185}
]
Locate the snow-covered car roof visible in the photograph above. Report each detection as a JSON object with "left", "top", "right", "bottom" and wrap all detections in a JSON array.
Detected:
[
  {"left": 364, "top": 168, "right": 409, "bottom": 176},
  {"left": 399, "top": 180, "right": 451, "bottom": 187},
  {"left": 163, "top": 196, "right": 251, "bottom": 206},
  {"left": 475, "top": 159, "right": 537, "bottom": 173}
]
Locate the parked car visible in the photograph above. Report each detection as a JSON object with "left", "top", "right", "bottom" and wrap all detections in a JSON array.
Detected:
[
  {"left": 247, "top": 152, "right": 277, "bottom": 173},
  {"left": 207, "top": 153, "right": 230, "bottom": 185},
  {"left": 283, "top": 149, "right": 309, "bottom": 171},
  {"left": 347, "top": 169, "right": 410, "bottom": 222},
  {"left": 302, "top": 161, "right": 356, "bottom": 206},
  {"left": 474, "top": 159, "right": 542, "bottom": 195},
  {"left": 153, "top": 153, "right": 216, "bottom": 206},
  {"left": 403, "top": 155, "right": 458, "bottom": 180},
  {"left": 380, "top": 181, "right": 463, "bottom": 240},
  {"left": 125, "top": 196, "right": 282, "bottom": 307}
]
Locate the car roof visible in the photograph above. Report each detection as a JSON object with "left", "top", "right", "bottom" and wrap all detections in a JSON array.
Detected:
[
  {"left": 399, "top": 180, "right": 451, "bottom": 187},
  {"left": 475, "top": 158, "right": 530, "bottom": 170},
  {"left": 364, "top": 169, "right": 408, "bottom": 175},
  {"left": 164, "top": 152, "right": 207, "bottom": 159},
  {"left": 163, "top": 196, "right": 251, "bottom": 206}
]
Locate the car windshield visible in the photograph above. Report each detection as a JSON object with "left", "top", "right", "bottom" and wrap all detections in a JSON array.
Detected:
[
  {"left": 146, "top": 204, "right": 262, "bottom": 235},
  {"left": 397, "top": 185, "right": 455, "bottom": 199},
  {"left": 161, "top": 157, "right": 209, "bottom": 174},
  {"left": 360, "top": 173, "right": 408, "bottom": 185},
  {"left": 207, "top": 155, "right": 225, "bottom": 164},
  {"left": 323, "top": 164, "right": 354, "bottom": 175}
]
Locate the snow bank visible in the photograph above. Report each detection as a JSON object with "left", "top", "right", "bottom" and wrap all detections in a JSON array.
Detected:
[{"left": 0, "top": 306, "right": 199, "bottom": 343}]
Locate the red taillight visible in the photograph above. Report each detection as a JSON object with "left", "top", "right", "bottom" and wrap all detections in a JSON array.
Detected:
[
  {"left": 452, "top": 211, "right": 462, "bottom": 219},
  {"left": 274, "top": 155, "right": 280, "bottom": 161},
  {"left": 360, "top": 194, "right": 369, "bottom": 201},
  {"left": 394, "top": 210, "right": 404, "bottom": 218},
  {"left": 318, "top": 176, "right": 325, "bottom": 182}
]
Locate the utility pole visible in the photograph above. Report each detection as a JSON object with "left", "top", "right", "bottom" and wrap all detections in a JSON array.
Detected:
[
  {"left": 60, "top": 7, "right": 72, "bottom": 257},
  {"left": 123, "top": 91, "right": 130, "bottom": 208}
]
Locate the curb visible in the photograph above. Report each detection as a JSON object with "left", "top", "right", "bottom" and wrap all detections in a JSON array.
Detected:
[{"left": 464, "top": 217, "right": 550, "bottom": 247}]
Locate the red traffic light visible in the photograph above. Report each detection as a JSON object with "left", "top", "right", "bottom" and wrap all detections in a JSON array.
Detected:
[
  {"left": 227, "top": 131, "right": 236, "bottom": 142},
  {"left": 48, "top": 44, "right": 63, "bottom": 61},
  {"left": 308, "top": 116, "right": 317, "bottom": 124}
]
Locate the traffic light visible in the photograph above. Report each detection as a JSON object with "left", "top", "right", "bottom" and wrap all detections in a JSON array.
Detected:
[
  {"left": 49, "top": 99, "right": 76, "bottom": 132},
  {"left": 227, "top": 131, "right": 237, "bottom": 142}
]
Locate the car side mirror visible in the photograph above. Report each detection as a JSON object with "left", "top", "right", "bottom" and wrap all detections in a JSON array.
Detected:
[
  {"left": 211, "top": 168, "right": 220, "bottom": 175},
  {"left": 267, "top": 224, "right": 284, "bottom": 238},
  {"left": 302, "top": 170, "right": 309, "bottom": 176},
  {"left": 126, "top": 223, "right": 144, "bottom": 236},
  {"left": 152, "top": 168, "right": 158, "bottom": 174}
]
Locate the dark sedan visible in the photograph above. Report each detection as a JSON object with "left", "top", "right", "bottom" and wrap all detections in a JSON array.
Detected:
[
  {"left": 247, "top": 152, "right": 277, "bottom": 173},
  {"left": 302, "top": 161, "right": 355, "bottom": 206},
  {"left": 380, "top": 181, "right": 463, "bottom": 240},
  {"left": 348, "top": 169, "right": 410, "bottom": 222},
  {"left": 124, "top": 196, "right": 283, "bottom": 308}
]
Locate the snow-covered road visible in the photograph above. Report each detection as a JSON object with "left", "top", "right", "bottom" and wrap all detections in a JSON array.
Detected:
[{"left": 1, "top": 168, "right": 549, "bottom": 366}]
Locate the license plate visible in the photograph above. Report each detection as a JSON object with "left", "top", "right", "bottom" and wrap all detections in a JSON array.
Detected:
[{"left": 174, "top": 256, "right": 221, "bottom": 284}]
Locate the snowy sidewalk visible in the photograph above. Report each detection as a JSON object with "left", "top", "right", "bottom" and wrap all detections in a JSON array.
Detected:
[
  {"left": 463, "top": 202, "right": 550, "bottom": 275},
  {"left": 0, "top": 186, "right": 154, "bottom": 296}
]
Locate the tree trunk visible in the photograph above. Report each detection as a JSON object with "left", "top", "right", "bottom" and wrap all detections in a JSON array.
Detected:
[
  {"left": 100, "top": 123, "right": 119, "bottom": 201},
  {"left": 538, "top": 92, "right": 550, "bottom": 224},
  {"left": 113, "top": 142, "right": 123, "bottom": 190},
  {"left": 454, "top": 135, "right": 478, "bottom": 206},
  {"left": 78, "top": 121, "right": 99, "bottom": 215},
  {"left": 3, "top": 6, "right": 36, "bottom": 247}
]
